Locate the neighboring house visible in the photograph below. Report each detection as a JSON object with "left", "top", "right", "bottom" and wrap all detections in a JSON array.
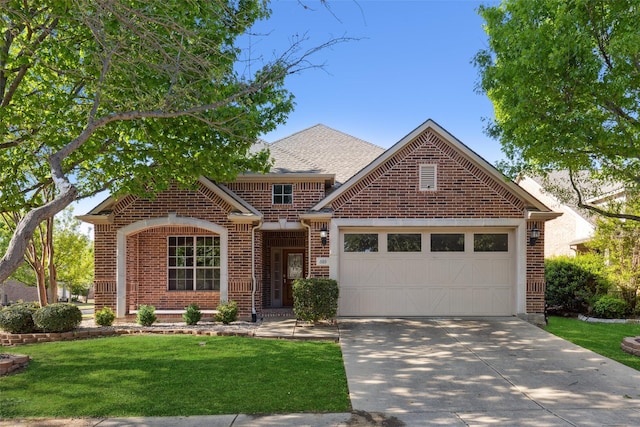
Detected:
[
  {"left": 517, "top": 171, "right": 625, "bottom": 257},
  {"left": 80, "top": 120, "right": 559, "bottom": 325},
  {"left": 0, "top": 280, "right": 38, "bottom": 306}
]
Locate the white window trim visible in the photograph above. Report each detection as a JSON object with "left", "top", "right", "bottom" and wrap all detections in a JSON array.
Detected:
[
  {"left": 272, "top": 183, "right": 293, "bottom": 204},
  {"left": 419, "top": 164, "right": 437, "bottom": 191},
  {"left": 167, "top": 236, "right": 221, "bottom": 291}
]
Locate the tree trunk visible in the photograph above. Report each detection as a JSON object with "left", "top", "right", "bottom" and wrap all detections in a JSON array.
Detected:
[{"left": 0, "top": 186, "right": 77, "bottom": 284}]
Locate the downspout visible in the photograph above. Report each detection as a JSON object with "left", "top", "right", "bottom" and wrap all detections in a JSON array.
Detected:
[
  {"left": 300, "top": 219, "right": 312, "bottom": 279},
  {"left": 251, "top": 219, "right": 262, "bottom": 322}
]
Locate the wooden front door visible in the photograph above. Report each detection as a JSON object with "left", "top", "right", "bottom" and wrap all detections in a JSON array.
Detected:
[{"left": 282, "top": 249, "right": 305, "bottom": 306}]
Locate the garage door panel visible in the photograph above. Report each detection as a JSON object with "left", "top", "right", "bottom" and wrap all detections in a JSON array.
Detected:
[
  {"left": 339, "top": 229, "right": 516, "bottom": 317},
  {"left": 471, "top": 259, "right": 513, "bottom": 285}
]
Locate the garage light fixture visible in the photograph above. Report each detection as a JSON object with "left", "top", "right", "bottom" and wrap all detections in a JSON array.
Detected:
[
  {"left": 529, "top": 226, "right": 540, "bottom": 246},
  {"left": 320, "top": 224, "right": 328, "bottom": 246}
]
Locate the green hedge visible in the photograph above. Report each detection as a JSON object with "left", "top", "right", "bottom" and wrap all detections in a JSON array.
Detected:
[
  {"left": 0, "top": 303, "right": 39, "bottom": 334},
  {"left": 292, "top": 278, "right": 339, "bottom": 322},
  {"left": 32, "top": 303, "right": 82, "bottom": 332},
  {"left": 545, "top": 254, "right": 609, "bottom": 313},
  {"left": 215, "top": 300, "right": 238, "bottom": 324}
]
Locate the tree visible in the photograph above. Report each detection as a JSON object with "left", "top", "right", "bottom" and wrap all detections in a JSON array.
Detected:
[
  {"left": 475, "top": 0, "right": 640, "bottom": 221},
  {"left": 588, "top": 196, "right": 640, "bottom": 311},
  {"left": 54, "top": 209, "right": 94, "bottom": 302},
  {"left": 0, "top": 0, "right": 345, "bottom": 283}
]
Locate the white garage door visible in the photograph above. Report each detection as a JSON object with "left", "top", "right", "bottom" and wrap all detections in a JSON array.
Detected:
[{"left": 339, "top": 229, "right": 515, "bottom": 316}]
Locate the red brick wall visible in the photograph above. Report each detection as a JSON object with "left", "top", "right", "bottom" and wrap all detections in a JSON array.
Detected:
[
  {"left": 332, "top": 130, "right": 524, "bottom": 218},
  {"left": 227, "top": 181, "right": 326, "bottom": 222},
  {"left": 526, "top": 221, "right": 546, "bottom": 314},
  {"left": 93, "top": 182, "right": 260, "bottom": 318}
]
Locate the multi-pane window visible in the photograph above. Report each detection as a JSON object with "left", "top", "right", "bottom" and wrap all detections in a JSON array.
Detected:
[
  {"left": 168, "top": 236, "right": 220, "bottom": 291},
  {"left": 474, "top": 233, "right": 508, "bottom": 252},
  {"left": 272, "top": 184, "right": 293, "bottom": 204},
  {"left": 388, "top": 233, "right": 421, "bottom": 252},
  {"left": 344, "top": 233, "right": 378, "bottom": 252},
  {"left": 430, "top": 233, "right": 465, "bottom": 252}
]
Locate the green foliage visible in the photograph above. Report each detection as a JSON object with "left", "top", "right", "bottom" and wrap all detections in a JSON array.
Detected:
[
  {"left": 0, "top": 1, "right": 298, "bottom": 214},
  {"left": 545, "top": 254, "right": 609, "bottom": 313},
  {"left": 183, "top": 303, "right": 202, "bottom": 326},
  {"left": 94, "top": 307, "right": 116, "bottom": 327},
  {"left": 32, "top": 303, "right": 82, "bottom": 333},
  {"left": 292, "top": 278, "right": 339, "bottom": 322},
  {"left": 588, "top": 196, "right": 640, "bottom": 311},
  {"left": 475, "top": 0, "right": 640, "bottom": 207},
  {"left": 54, "top": 208, "right": 94, "bottom": 299},
  {"left": 136, "top": 305, "right": 157, "bottom": 327},
  {"left": 0, "top": 303, "right": 38, "bottom": 334},
  {"left": 591, "top": 295, "right": 630, "bottom": 319},
  {"left": 215, "top": 300, "right": 238, "bottom": 325}
]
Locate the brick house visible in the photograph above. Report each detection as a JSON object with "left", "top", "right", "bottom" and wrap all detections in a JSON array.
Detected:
[{"left": 80, "top": 120, "right": 559, "bottom": 325}]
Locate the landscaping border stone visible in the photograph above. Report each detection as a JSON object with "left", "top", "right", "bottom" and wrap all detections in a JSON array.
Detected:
[
  {"left": 0, "top": 353, "right": 30, "bottom": 376},
  {"left": 1, "top": 322, "right": 258, "bottom": 347}
]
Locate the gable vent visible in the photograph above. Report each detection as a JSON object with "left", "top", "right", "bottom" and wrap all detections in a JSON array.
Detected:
[{"left": 419, "top": 164, "right": 437, "bottom": 191}]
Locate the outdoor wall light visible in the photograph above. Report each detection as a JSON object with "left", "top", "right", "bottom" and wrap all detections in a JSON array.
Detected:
[
  {"left": 529, "top": 226, "right": 540, "bottom": 246},
  {"left": 320, "top": 224, "right": 328, "bottom": 246}
]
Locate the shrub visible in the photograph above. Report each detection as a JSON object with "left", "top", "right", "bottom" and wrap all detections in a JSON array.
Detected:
[
  {"left": 183, "top": 303, "right": 202, "bottom": 325},
  {"left": 0, "top": 303, "right": 38, "bottom": 334},
  {"left": 292, "top": 278, "right": 339, "bottom": 322},
  {"left": 95, "top": 307, "right": 116, "bottom": 327},
  {"left": 591, "top": 295, "right": 630, "bottom": 319},
  {"left": 545, "top": 254, "right": 609, "bottom": 313},
  {"left": 136, "top": 305, "right": 157, "bottom": 326},
  {"left": 32, "top": 303, "right": 82, "bottom": 332},
  {"left": 215, "top": 300, "right": 238, "bottom": 325}
]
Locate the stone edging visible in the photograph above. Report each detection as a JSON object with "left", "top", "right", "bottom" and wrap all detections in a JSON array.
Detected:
[
  {"left": 621, "top": 336, "right": 640, "bottom": 357},
  {"left": 0, "top": 353, "right": 30, "bottom": 376},
  {"left": 578, "top": 314, "right": 640, "bottom": 324},
  {"left": 1, "top": 328, "right": 254, "bottom": 347}
]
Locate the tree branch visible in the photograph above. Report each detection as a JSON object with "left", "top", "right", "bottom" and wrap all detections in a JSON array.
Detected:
[{"left": 569, "top": 170, "right": 640, "bottom": 222}]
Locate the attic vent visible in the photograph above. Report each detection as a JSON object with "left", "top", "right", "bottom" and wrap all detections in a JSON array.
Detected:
[{"left": 419, "top": 164, "right": 437, "bottom": 191}]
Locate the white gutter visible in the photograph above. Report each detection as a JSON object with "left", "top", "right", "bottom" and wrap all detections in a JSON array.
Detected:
[
  {"left": 251, "top": 219, "right": 263, "bottom": 320},
  {"left": 300, "top": 220, "right": 312, "bottom": 279}
]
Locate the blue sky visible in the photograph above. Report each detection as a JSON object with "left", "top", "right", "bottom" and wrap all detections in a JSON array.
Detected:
[
  {"left": 75, "top": 0, "right": 501, "bottom": 222},
  {"left": 250, "top": 0, "right": 502, "bottom": 163}
]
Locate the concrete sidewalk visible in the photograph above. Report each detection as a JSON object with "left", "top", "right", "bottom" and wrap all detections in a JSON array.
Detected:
[{"left": 253, "top": 317, "right": 340, "bottom": 341}]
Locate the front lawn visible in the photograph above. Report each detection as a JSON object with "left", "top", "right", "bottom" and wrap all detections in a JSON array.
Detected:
[
  {"left": 545, "top": 316, "right": 640, "bottom": 371},
  {"left": 0, "top": 335, "right": 350, "bottom": 418}
]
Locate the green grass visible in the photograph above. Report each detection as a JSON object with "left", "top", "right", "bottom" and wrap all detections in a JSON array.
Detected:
[
  {"left": 0, "top": 335, "right": 350, "bottom": 418},
  {"left": 545, "top": 316, "right": 640, "bottom": 371}
]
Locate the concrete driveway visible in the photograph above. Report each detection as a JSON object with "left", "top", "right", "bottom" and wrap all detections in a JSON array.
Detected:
[{"left": 339, "top": 317, "right": 640, "bottom": 426}]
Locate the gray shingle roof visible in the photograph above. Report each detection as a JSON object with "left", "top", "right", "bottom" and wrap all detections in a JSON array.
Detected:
[{"left": 267, "top": 124, "right": 385, "bottom": 185}]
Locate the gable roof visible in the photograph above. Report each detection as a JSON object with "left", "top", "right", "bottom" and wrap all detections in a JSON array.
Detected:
[
  {"left": 312, "top": 119, "right": 555, "bottom": 216},
  {"left": 268, "top": 124, "right": 385, "bottom": 185},
  {"left": 77, "top": 177, "right": 260, "bottom": 224}
]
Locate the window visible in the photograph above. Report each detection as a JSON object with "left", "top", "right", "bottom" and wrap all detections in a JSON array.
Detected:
[
  {"left": 168, "top": 236, "right": 220, "bottom": 291},
  {"left": 273, "top": 184, "right": 293, "bottom": 204},
  {"left": 344, "top": 233, "right": 378, "bottom": 252},
  {"left": 419, "top": 164, "right": 437, "bottom": 191},
  {"left": 431, "top": 233, "right": 465, "bottom": 252},
  {"left": 388, "top": 233, "right": 421, "bottom": 252},
  {"left": 474, "top": 233, "right": 508, "bottom": 252}
]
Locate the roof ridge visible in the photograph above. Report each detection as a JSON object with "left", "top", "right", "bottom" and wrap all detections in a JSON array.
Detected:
[{"left": 271, "top": 123, "right": 383, "bottom": 150}]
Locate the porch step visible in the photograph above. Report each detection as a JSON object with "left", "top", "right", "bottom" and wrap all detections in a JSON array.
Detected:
[{"left": 261, "top": 308, "right": 294, "bottom": 318}]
